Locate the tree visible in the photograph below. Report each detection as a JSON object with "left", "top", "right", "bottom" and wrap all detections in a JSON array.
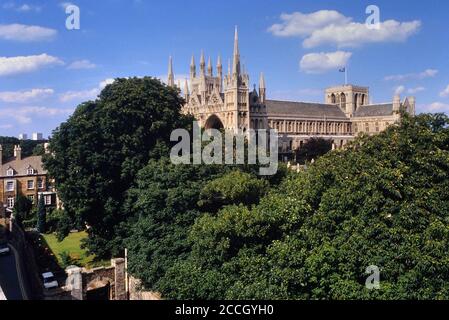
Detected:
[
  {"left": 13, "top": 195, "right": 32, "bottom": 223},
  {"left": 295, "top": 137, "right": 332, "bottom": 164},
  {"left": 198, "top": 170, "right": 270, "bottom": 212},
  {"left": 43, "top": 77, "right": 190, "bottom": 257},
  {"left": 157, "top": 113, "right": 449, "bottom": 300},
  {"left": 0, "top": 137, "right": 44, "bottom": 160},
  {"left": 36, "top": 195, "right": 46, "bottom": 234}
]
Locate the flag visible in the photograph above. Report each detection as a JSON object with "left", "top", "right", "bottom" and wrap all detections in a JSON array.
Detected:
[{"left": 339, "top": 67, "right": 346, "bottom": 73}]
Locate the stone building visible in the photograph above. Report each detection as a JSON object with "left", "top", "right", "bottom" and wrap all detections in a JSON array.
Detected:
[
  {"left": 171, "top": 28, "right": 415, "bottom": 155},
  {"left": 0, "top": 144, "right": 58, "bottom": 217}
]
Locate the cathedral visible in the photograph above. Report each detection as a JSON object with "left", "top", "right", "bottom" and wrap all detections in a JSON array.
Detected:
[{"left": 169, "top": 27, "right": 416, "bottom": 154}]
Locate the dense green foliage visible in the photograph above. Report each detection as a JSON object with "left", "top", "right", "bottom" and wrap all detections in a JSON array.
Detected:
[
  {"left": 43, "top": 77, "right": 188, "bottom": 256},
  {"left": 13, "top": 195, "right": 32, "bottom": 223},
  {"left": 124, "top": 162, "right": 284, "bottom": 291},
  {"left": 0, "top": 137, "right": 45, "bottom": 160},
  {"left": 295, "top": 137, "right": 332, "bottom": 164},
  {"left": 156, "top": 114, "right": 449, "bottom": 300},
  {"left": 43, "top": 74, "right": 449, "bottom": 299},
  {"left": 36, "top": 195, "right": 46, "bottom": 234}
]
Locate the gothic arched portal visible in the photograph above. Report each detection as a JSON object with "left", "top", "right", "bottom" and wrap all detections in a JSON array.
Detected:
[{"left": 204, "top": 114, "right": 225, "bottom": 130}]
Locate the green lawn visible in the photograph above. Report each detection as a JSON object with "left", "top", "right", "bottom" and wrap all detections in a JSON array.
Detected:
[{"left": 43, "top": 231, "right": 108, "bottom": 269}]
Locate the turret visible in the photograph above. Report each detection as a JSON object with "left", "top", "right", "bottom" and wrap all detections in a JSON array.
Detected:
[
  {"left": 259, "top": 72, "right": 266, "bottom": 103},
  {"left": 232, "top": 26, "right": 241, "bottom": 76},
  {"left": 217, "top": 55, "right": 223, "bottom": 92},
  {"left": 184, "top": 78, "right": 189, "bottom": 100},
  {"left": 207, "top": 57, "right": 213, "bottom": 76},
  {"left": 200, "top": 50, "right": 206, "bottom": 76},
  {"left": 190, "top": 55, "right": 196, "bottom": 79},
  {"left": 167, "top": 56, "right": 175, "bottom": 87},
  {"left": 217, "top": 55, "right": 222, "bottom": 78}
]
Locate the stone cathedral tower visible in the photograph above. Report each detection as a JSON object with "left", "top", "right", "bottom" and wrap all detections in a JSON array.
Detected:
[{"left": 180, "top": 27, "right": 256, "bottom": 132}]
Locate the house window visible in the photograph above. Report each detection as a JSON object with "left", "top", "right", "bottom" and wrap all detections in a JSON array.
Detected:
[
  {"left": 375, "top": 122, "right": 380, "bottom": 132},
  {"left": 365, "top": 123, "right": 369, "bottom": 132},
  {"left": 6, "top": 181, "right": 14, "bottom": 192},
  {"left": 44, "top": 195, "right": 52, "bottom": 206},
  {"left": 7, "top": 196, "right": 14, "bottom": 208},
  {"left": 27, "top": 195, "right": 35, "bottom": 203},
  {"left": 6, "top": 169, "right": 14, "bottom": 176},
  {"left": 37, "top": 179, "right": 44, "bottom": 189},
  {"left": 27, "top": 168, "right": 35, "bottom": 175},
  {"left": 27, "top": 180, "right": 34, "bottom": 190}
]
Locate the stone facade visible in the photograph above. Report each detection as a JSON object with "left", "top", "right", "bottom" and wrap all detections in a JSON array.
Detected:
[
  {"left": 0, "top": 145, "right": 58, "bottom": 217},
  {"left": 172, "top": 28, "right": 415, "bottom": 155}
]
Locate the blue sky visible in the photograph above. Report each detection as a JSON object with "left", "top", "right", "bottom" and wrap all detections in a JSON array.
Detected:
[{"left": 0, "top": 0, "right": 448, "bottom": 137}]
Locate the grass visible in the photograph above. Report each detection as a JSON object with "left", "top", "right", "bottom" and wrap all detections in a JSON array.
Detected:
[{"left": 43, "top": 231, "right": 108, "bottom": 269}]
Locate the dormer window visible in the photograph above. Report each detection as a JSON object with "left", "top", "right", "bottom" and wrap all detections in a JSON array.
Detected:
[
  {"left": 27, "top": 167, "right": 35, "bottom": 175},
  {"left": 6, "top": 168, "right": 14, "bottom": 177}
]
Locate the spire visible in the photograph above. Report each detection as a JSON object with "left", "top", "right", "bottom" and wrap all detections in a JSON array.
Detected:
[
  {"left": 207, "top": 56, "right": 213, "bottom": 76},
  {"left": 259, "top": 72, "right": 266, "bottom": 103},
  {"left": 259, "top": 72, "right": 265, "bottom": 89},
  {"left": 232, "top": 26, "right": 241, "bottom": 75},
  {"left": 168, "top": 56, "right": 174, "bottom": 87},
  {"left": 200, "top": 50, "right": 206, "bottom": 75},
  {"left": 190, "top": 54, "right": 196, "bottom": 79},
  {"left": 227, "top": 58, "right": 231, "bottom": 76},
  {"left": 217, "top": 55, "right": 222, "bottom": 70}
]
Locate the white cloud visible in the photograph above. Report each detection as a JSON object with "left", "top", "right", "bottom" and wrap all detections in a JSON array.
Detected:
[
  {"left": 60, "top": 79, "right": 116, "bottom": 103},
  {"left": 268, "top": 10, "right": 350, "bottom": 37},
  {"left": 300, "top": 51, "right": 352, "bottom": 74},
  {"left": 0, "top": 54, "right": 63, "bottom": 76},
  {"left": 0, "top": 88, "right": 54, "bottom": 103},
  {"left": 2, "top": 2, "right": 41, "bottom": 12},
  {"left": 440, "top": 85, "right": 449, "bottom": 98},
  {"left": 68, "top": 59, "right": 97, "bottom": 70},
  {"left": 303, "top": 20, "right": 421, "bottom": 48},
  {"left": 17, "top": 4, "right": 41, "bottom": 12},
  {"left": 385, "top": 69, "right": 438, "bottom": 81},
  {"left": 0, "top": 106, "right": 73, "bottom": 124},
  {"left": 0, "top": 24, "right": 56, "bottom": 42},
  {"left": 99, "top": 78, "right": 115, "bottom": 89},
  {"left": 421, "top": 102, "right": 449, "bottom": 113},
  {"left": 394, "top": 85, "right": 405, "bottom": 95},
  {"left": 268, "top": 10, "right": 421, "bottom": 48},
  {"left": 408, "top": 87, "right": 425, "bottom": 94}
]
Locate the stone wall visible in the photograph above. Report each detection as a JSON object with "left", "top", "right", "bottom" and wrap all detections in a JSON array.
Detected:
[
  {"left": 60, "top": 258, "right": 127, "bottom": 300},
  {"left": 8, "top": 219, "right": 43, "bottom": 299},
  {"left": 128, "top": 276, "right": 161, "bottom": 300}
]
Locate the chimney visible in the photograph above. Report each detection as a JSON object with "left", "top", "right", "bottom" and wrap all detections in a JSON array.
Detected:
[{"left": 14, "top": 145, "right": 22, "bottom": 161}]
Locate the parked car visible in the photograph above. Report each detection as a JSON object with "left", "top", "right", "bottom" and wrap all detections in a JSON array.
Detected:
[
  {"left": 42, "top": 272, "right": 59, "bottom": 290},
  {"left": 0, "top": 244, "right": 10, "bottom": 256}
]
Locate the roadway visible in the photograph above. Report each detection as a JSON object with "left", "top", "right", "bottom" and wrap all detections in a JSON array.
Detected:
[{"left": 0, "top": 246, "right": 25, "bottom": 300}]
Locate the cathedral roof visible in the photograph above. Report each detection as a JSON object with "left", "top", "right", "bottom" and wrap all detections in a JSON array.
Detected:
[
  {"left": 353, "top": 103, "right": 394, "bottom": 117},
  {"left": 265, "top": 100, "right": 348, "bottom": 120}
]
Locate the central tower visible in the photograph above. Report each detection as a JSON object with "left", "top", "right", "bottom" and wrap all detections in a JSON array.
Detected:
[{"left": 223, "top": 27, "right": 250, "bottom": 132}]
